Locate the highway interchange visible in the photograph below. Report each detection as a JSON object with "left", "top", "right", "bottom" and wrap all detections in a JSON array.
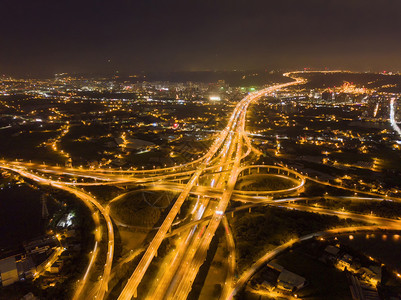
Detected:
[{"left": 1, "top": 72, "right": 401, "bottom": 299}]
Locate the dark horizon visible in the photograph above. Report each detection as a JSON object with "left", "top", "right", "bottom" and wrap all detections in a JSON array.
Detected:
[
  {"left": 2, "top": 0, "right": 401, "bottom": 76},
  {"left": 3, "top": 68, "right": 401, "bottom": 81}
]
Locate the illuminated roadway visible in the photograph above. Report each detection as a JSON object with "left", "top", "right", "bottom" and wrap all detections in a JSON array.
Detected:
[
  {"left": 114, "top": 77, "right": 306, "bottom": 300},
  {"left": 2, "top": 72, "right": 399, "bottom": 300}
]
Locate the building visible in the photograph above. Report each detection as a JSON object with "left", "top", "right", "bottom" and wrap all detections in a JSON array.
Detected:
[
  {"left": 277, "top": 269, "right": 306, "bottom": 292},
  {"left": 21, "top": 292, "right": 39, "bottom": 300},
  {"left": 267, "top": 262, "right": 306, "bottom": 292},
  {"left": 0, "top": 256, "right": 19, "bottom": 286},
  {"left": 324, "top": 245, "right": 340, "bottom": 257},
  {"left": 50, "top": 259, "right": 63, "bottom": 273},
  {"left": 337, "top": 253, "right": 353, "bottom": 271},
  {"left": 359, "top": 265, "right": 382, "bottom": 286},
  {"left": 17, "top": 256, "right": 36, "bottom": 279}
]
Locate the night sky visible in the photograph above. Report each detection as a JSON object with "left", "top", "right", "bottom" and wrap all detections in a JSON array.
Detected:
[{"left": 1, "top": 0, "right": 401, "bottom": 76}]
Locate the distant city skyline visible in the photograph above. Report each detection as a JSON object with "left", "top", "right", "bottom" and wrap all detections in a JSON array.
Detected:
[{"left": 2, "top": 0, "right": 401, "bottom": 76}]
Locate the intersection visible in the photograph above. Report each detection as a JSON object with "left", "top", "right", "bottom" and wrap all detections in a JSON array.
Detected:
[{"left": 1, "top": 73, "right": 400, "bottom": 300}]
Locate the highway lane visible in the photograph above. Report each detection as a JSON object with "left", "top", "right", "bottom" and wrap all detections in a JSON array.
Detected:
[
  {"left": 146, "top": 132, "right": 238, "bottom": 300},
  {"left": 162, "top": 195, "right": 398, "bottom": 240},
  {"left": 306, "top": 176, "right": 401, "bottom": 202},
  {"left": 2, "top": 160, "right": 199, "bottom": 187},
  {"left": 168, "top": 104, "right": 247, "bottom": 300},
  {"left": 221, "top": 215, "right": 236, "bottom": 300},
  {"left": 117, "top": 101, "right": 241, "bottom": 300},
  {"left": 163, "top": 134, "right": 241, "bottom": 300},
  {"left": 117, "top": 162, "right": 224, "bottom": 299},
  {"left": 166, "top": 91, "right": 257, "bottom": 299},
  {"left": 274, "top": 202, "right": 401, "bottom": 227},
  {"left": 161, "top": 93, "right": 255, "bottom": 298},
  {"left": 3, "top": 154, "right": 203, "bottom": 176}
]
